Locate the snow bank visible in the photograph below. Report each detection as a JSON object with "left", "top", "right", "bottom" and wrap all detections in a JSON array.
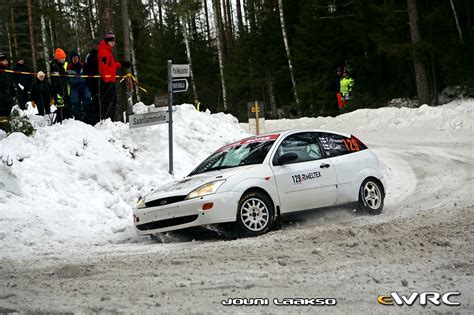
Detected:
[
  {"left": 264, "top": 99, "right": 473, "bottom": 144},
  {"left": 0, "top": 104, "right": 249, "bottom": 258}
]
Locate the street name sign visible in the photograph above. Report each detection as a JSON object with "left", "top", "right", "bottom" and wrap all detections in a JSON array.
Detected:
[
  {"left": 129, "top": 111, "right": 169, "bottom": 129},
  {"left": 172, "top": 64, "right": 190, "bottom": 78}
]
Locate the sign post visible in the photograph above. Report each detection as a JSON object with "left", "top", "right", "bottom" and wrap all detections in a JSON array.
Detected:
[
  {"left": 168, "top": 60, "right": 174, "bottom": 175},
  {"left": 251, "top": 101, "right": 260, "bottom": 135}
]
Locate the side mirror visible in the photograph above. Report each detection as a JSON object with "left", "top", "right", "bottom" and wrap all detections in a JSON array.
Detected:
[{"left": 278, "top": 152, "right": 298, "bottom": 165}]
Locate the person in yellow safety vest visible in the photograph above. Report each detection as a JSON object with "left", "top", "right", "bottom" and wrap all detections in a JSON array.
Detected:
[
  {"left": 194, "top": 99, "right": 201, "bottom": 111},
  {"left": 340, "top": 70, "right": 354, "bottom": 102}
]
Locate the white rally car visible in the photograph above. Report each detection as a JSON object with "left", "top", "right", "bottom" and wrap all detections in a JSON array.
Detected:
[{"left": 134, "top": 129, "right": 385, "bottom": 237}]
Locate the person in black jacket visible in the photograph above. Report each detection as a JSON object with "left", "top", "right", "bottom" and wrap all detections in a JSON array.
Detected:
[
  {"left": 0, "top": 53, "right": 15, "bottom": 120},
  {"left": 84, "top": 38, "right": 100, "bottom": 125},
  {"left": 50, "top": 48, "right": 70, "bottom": 123},
  {"left": 31, "top": 71, "right": 52, "bottom": 116},
  {"left": 13, "top": 57, "right": 32, "bottom": 110}
]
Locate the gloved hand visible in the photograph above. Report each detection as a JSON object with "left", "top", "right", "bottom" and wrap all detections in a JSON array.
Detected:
[{"left": 121, "top": 61, "right": 131, "bottom": 69}]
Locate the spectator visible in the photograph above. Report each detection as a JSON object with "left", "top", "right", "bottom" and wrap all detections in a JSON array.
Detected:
[
  {"left": 50, "top": 48, "right": 71, "bottom": 123},
  {"left": 98, "top": 32, "right": 122, "bottom": 121},
  {"left": 12, "top": 57, "right": 32, "bottom": 110},
  {"left": 0, "top": 53, "right": 15, "bottom": 123},
  {"left": 340, "top": 70, "right": 354, "bottom": 111},
  {"left": 84, "top": 38, "right": 100, "bottom": 125},
  {"left": 31, "top": 71, "right": 52, "bottom": 116},
  {"left": 67, "top": 51, "right": 92, "bottom": 122},
  {"left": 331, "top": 67, "right": 345, "bottom": 113}
]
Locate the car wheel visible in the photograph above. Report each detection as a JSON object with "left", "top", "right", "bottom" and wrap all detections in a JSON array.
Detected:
[
  {"left": 358, "top": 178, "right": 384, "bottom": 215},
  {"left": 235, "top": 191, "right": 275, "bottom": 237}
]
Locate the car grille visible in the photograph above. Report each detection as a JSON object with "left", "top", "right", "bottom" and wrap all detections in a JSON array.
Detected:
[
  {"left": 145, "top": 196, "right": 187, "bottom": 208},
  {"left": 136, "top": 215, "right": 199, "bottom": 231}
]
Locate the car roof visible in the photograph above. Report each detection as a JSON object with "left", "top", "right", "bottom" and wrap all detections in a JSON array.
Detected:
[{"left": 256, "top": 128, "right": 352, "bottom": 139}]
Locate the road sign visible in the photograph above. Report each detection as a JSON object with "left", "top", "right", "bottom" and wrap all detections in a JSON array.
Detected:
[
  {"left": 129, "top": 111, "right": 169, "bottom": 129},
  {"left": 172, "top": 64, "right": 190, "bottom": 78},
  {"left": 172, "top": 79, "right": 189, "bottom": 93}
]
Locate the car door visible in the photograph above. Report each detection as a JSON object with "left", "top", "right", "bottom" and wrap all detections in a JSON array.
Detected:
[{"left": 271, "top": 132, "right": 338, "bottom": 213}]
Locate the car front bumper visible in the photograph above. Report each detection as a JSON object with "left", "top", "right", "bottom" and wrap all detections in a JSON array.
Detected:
[{"left": 133, "top": 191, "right": 240, "bottom": 235}]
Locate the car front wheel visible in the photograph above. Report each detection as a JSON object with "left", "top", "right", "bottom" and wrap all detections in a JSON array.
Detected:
[
  {"left": 235, "top": 191, "right": 275, "bottom": 237},
  {"left": 358, "top": 178, "right": 384, "bottom": 215}
]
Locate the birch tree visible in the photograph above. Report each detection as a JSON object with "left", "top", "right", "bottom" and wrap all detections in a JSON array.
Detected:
[
  {"left": 212, "top": 0, "right": 228, "bottom": 110},
  {"left": 40, "top": 0, "right": 50, "bottom": 74},
  {"left": 121, "top": 0, "right": 134, "bottom": 115},
  {"left": 27, "top": 0, "right": 38, "bottom": 73},
  {"left": 278, "top": 0, "right": 300, "bottom": 106},
  {"left": 449, "top": 0, "right": 464, "bottom": 45}
]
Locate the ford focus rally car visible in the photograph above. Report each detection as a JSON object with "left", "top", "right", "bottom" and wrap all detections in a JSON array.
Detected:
[{"left": 134, "top": 129, "right": 385, "bottom": 237}]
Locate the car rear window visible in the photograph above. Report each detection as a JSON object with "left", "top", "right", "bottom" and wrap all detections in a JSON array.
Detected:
[{"left": 318, "top": 133, "right": 367, "bottom": 157}]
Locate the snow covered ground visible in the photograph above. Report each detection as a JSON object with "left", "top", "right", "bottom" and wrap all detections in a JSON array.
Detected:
[{"left": 0, "top": 99, "right": 473, "bottom": 313}]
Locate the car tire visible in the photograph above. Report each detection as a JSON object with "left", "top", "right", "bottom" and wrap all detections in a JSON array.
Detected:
[
  {"left": 358, "top": 178, "right": 384, "bottom": 215},
  {"left": 234, "top": 191, "right": 275, "bottom": 237}
]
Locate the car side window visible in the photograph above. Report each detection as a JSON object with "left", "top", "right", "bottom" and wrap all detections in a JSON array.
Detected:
[
  {"left": 273, "top": 132, "right": 322, "bottom": 165},
  {"left": 317, "top": 132, "right": 367, "bottom": 157}
]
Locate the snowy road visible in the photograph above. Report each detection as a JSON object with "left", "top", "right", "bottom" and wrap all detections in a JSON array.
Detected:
[{"left": 1, "top": 101, "right": 473, "bottom": 313}]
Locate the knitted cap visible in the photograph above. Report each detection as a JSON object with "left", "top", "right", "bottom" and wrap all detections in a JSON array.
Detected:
[
  {"left": 55, "top": 48, "right": 66, "bottom": 60},
  {"left": 104, "top": 31, "right": 116, "bottom": 42}
]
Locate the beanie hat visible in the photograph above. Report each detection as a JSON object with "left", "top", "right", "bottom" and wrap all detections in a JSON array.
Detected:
[
  {"left": 0, "top": 52, "right": 7, "bottom": 61},
  {"left": 104, "top": 31, "right": 116, "bottom": 42},
  {"left": 55, "top": 48, "right": 66, "bottom": 60},
  {"left": 37, "top": 71, "right": 45, "bottom": 79},
  {"left": 70, "top": 50, "right": 79, "bottom": 59}
]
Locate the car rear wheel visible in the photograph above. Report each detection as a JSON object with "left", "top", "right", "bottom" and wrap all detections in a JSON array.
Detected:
[
  {"left": 235, "top": 191, "right": 275, "bottom": 237},
  {"left": 358, "top": 178, "right": 384, "bottom": 215}
]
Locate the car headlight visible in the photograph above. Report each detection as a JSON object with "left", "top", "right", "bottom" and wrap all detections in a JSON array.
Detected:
[
  {"left": 136, "top": 197, "right": 146, "bottom": 209},
  {"left": 185, "top": 180, "right": 226, "bottom": 200}
]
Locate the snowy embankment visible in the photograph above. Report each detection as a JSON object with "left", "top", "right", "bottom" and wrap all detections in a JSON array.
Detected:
[
  {"left": 0, "top": 99, "right": 472, "bottom": 259},
  {"left": 0, "top": 105, "right": 249, "bottom": 257}
]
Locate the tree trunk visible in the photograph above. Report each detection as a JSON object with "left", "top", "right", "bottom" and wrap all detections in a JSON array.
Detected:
[
  {"left": 267, "top": 74, "right": 277, "bottom": 118},
  {"left": 99, "top": 0, "right": 114, "bottom": 36},
  {"left": 277, "top": 0, "right": 300, "bottom": 106},
  {"left": 40, "top": 0, "right": 50, "bottom": 74},
  {"left": 149, "top": 0, "right": 159, "bottom": 26},
  {"left": 48, "top": 18, "right": 55, "bottom": 50},
  {"left": 449, "top": 0, "right": 464, "bottom": 45},
  {"left": 203, "top": 0, "right": 211, "bottom": 41},
  {"left": 121, "top": 0, "right": 134, "bottom": 115},
  {"left": 212, "top": 0, "right": 228, "bottom": 111},
  {"left": 129, "top": 13, "right": 140, "bottom": 102},
  {"left": 215, "top": 0, "right": 226, "bottom": 58},
  {"left": 181, "top": 16, "right": 198, "bottom": 101},
  {"left": 158, "top": 0, "right": 163, "bottom": 27},
  {"left": 224, "top": 0, "right": 233, "bottom": 48},
  {"left": 236, "top": 0, "right": 244, "bottom": 34},
  {"left": 87, "top": 0, "right": 96, "bottom": 38},
  {"left": 10, "top": 1, "right": 18, "bottom": 58},
  {"left": 407, "top": 0, "right": 430, "bottom": 106},
  {"left": 27, "top": 0, "right": 38, "bottom": 74},
  {"left": 6, "top": 20, "right": 13, "bottom": 60}
]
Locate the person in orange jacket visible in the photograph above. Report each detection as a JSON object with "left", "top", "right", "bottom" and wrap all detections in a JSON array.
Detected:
[{"left": 97, "top": 31, "right": 130, "bottom": 121}]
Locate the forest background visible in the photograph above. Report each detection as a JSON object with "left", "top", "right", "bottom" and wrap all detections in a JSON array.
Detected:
[{"left": 1, "top": 0, "right": 472, "bottom": 121}]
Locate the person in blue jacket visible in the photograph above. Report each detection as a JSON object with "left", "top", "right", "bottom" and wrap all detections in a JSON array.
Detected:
[{"left": 67, "top": 51, "right": 92, "bottom": 123}]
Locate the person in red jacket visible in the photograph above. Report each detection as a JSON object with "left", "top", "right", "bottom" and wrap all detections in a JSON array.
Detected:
[{"left": 98, "top": 31, "right": 121, "bottom": 121}]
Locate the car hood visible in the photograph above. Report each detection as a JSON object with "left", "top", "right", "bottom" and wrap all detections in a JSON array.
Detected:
[{"left": 145, "top": 165, "right": 256, "bottom": 202}]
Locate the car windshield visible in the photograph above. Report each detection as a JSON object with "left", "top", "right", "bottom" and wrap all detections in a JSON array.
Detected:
[{"left": 188, "top": 136, "right": 278, "bottom": 176}]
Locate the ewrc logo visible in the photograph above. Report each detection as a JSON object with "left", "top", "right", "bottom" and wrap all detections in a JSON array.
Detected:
[{"left": 377, "top": 292, "right": 461, "bottom": 306}]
